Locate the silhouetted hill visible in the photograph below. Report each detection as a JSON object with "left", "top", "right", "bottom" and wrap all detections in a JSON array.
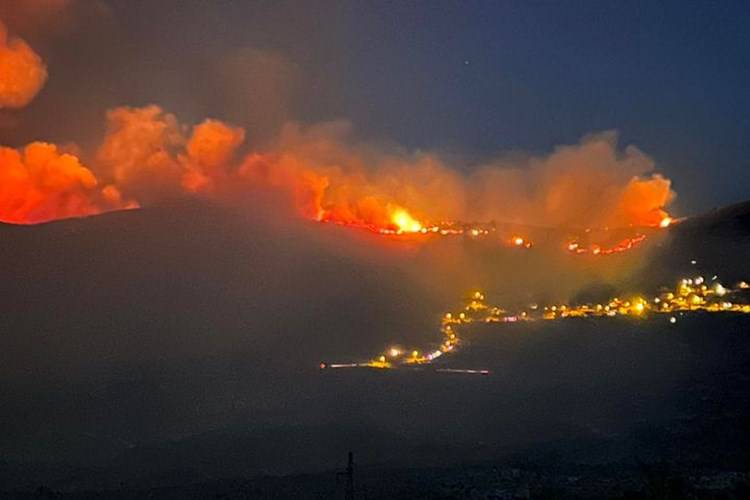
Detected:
[
  {"left": 1, "top": 200, "right": 749, "bottom": 496},
  {"left": 639, "top": 200, "right": 750, "bottom": 287},
  {"left": 0, "top": 200, "right": 439, "bottom": 464}
]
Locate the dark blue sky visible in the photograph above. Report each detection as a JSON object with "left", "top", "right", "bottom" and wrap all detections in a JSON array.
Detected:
[
  {"left": 335, "top": 1, "right": 750, "bottom": 213},
  {"left": 13, "top": 0, "right": 750, "bottom": 213}
]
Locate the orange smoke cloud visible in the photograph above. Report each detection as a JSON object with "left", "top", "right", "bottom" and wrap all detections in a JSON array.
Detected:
[
  {"left": 1, "top": 104, "right": 675, "bottom": 232},
  {"left": 0, "top": 142, "right": 134, "bottom": 224},
  {"left": 96, "top": 105, "right": 246, "bottom": 200},
  {"left": 0, "top": 21, "right": 48, "bottom": 109},
  {"left": 95, "top": 105, "right": 185, "bottom": 202},
  {"left": 614, "top": 173, "right": 674, "bottom": 227},
  {"left": 239, "top": 125, "right": 673, "bottom": 232},
  {"left": 471, "top": 132, "right": 674, "bottom": 228},
  {"left": 238, "top": 121, "right": 468, "bottom": 231},
  {"left": 183, "top": 119, "right": 246, "bottom": 192}
]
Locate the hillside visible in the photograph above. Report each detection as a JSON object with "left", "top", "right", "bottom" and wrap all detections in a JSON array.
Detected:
[
  {"left": 639, "top": 200, "right": 750, "bottom": 288},
  {"left": 0, "top": 200, "right": 749, "bottom": 495}
]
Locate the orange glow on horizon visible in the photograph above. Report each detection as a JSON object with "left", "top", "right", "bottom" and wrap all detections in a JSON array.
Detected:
[{"left": 0, "top": 101, "right": 676, "bottom": 237}]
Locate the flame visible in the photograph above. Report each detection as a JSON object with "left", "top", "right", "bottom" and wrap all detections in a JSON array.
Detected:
[
  {"left": 659, "top": 216, "right": 672, "bottom": 228},
  {"left": 510, "top": 236, "right": 532, "bottom": 248},
  {"left": 0, "top": 103, "right": 677, "bottom": 241},
  {"left": 566, "top": 233, "right": 647, "bottom": 256},
  {"left": 390, "top": 207, "right": 423, "bottom": 233}
]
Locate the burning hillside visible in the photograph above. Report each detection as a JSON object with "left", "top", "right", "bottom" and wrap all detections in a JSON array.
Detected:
[
  {"left": 0, "top": 18, "right": 675, "bottom": 245},
  {"left": 1, "top": 106, "right": 675, "bottom": 241},
  {"left": 1, "top": 106, "right": 675, "bottom": 257}
]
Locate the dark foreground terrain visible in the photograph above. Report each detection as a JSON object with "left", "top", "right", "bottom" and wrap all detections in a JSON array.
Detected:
[
  {"left": 2, "top": 313, "right": 749, "bottom": 499},
  {"left": 0, "top": 201, "right": 749, "bottom": 499},
  {"left": 5, "top": 462, "right": 749, "bottom": 499}
]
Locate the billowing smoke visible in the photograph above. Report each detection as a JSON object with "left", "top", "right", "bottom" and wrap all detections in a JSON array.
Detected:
[
  {"left": 94, "top": 105, "right": 186, "bottom": 203},
  {"left": 238, "top": 121, "right": 469, "bottom": 228},
  {"left": 0, "top": 103, "right": 675, "bottom": 309},
  {"left": 95, "top": 105, "right": 246, "bottom": 202},
  {"left": 0, "top": 20, "right": 47, "bottom": 109},
  {"left": 471, "top": 132, "right": 674, "bottom": 228},
  {"left": 0, "top": 11, "right": 676, "bottom": 232},
  {"left": 240, "top": 123, "right": 674, "bottom": 230},
  {"left": 0, "top": 142, "right": 134, "bottom": 224},
  {"left": 0, "top": 102, "right": 674, "bottom": 233},
  {"left": 0, "top": 7, "right": 676, "bottom": 232}
]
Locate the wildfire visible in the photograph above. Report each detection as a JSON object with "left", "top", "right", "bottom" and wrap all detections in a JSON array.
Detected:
[
  {"left": 566, "top": 233, "right": 647, "bottom": 256},
  {"left": 390, "top": 207, "right": 423, "bottom": 234},
  {"left": 319, "top": 204, "right": 663, "bottom": 258},
  {"left": 1, "top": 6, "right": 679, "bottom": 240},
  {"left": 1, "top": 96, "right": 677, "bottom": 245},
  {"left": 511, "top": 236, "right": 532, "bottom": 249}
]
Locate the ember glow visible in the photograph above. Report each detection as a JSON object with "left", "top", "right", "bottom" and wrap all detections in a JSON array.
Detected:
[
  {"left": 322, "top": 272, "right": 750, "bottom": 371},
  {"left": 510, "top": 235, "right": 533, "bottom": 249},
  {"left": 566, "top": 233, "right": 648, "bottom": 256}
]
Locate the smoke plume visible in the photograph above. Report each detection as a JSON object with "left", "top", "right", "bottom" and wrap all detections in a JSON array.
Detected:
[
  {"left": 0, "top": 102, "right": 675, "bottom": 232},
  {"left": 238, "top": 123, "right": 674, "bottom": 230},
  {"left": 0, "top": 20, "right": 47, "bottom": 109},
  {"left": 0, "top": 142, "right": 133, "bottom": 224},
  {"left": 95, "top": 105, "right": 246, "bottom": 202},
  {"left": 0, "top": 8, "right": 676, "bottom": 231}
]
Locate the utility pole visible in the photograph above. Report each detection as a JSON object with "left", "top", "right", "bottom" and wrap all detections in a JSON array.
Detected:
[{"left": 337, "top": 451, "right": 355, "bottom": 500}]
